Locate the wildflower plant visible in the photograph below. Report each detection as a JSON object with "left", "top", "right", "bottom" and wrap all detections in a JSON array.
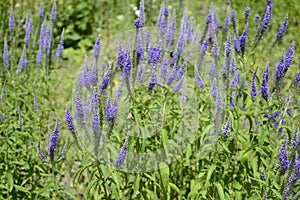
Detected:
[
  {"left": 0, "top": 0, "right": 71, "bottom": 198},
  {"left": 67, "top": 0, "right": 300, "bottom": 198}
]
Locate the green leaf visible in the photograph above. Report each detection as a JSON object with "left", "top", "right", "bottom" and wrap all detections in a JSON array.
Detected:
[
  {"left": 169, "top": 183, "right": 180, "bottom": 194},
  {"left": 214, "top": 182, "right": 225, "bottom": 200},
  {"left": 7, "top": 173, "right": 13, "bottom": 192},
  {"left": 73, "top": 163, "right": 93, "bottom": 185},
  {"left": 159, "top": 163, "right": 170, "bottom": 198},
  {"left": 133, "top": 174, "right": 141, "bottom": 195},
  {"left": 252, "top": 157, "right": 258, "bottom": 178},
  {"left": 14, "top": 185, "right": 29, "bottom": 193},
  {"left": 205, "top": 164, "right": 216, "bottom": 187}
]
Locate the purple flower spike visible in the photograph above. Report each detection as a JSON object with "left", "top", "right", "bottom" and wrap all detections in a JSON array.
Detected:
[
  {"left": 3, "top": 38, "right": 9, "bottom": 69},
  {"left": 230, "top": 70, "right": 240, "bottom": 89},
  {"left": 278, "top": 136, "right": 290, "bottom": 174},
  {"left": 163, "top": 8, "right": 169, "bottom": 17},
  {"left": 83, "top": 55, "right": 91, "bottom": 90},
  {"left": 38, "top": 143, "right": 48, "bottom": 162},
  {"left": 201, "top": 39, "right": 209, "bottom": 55},
  {"left": 166, "top": 10, "right": 176, "bottom": 47},
  {"left": 225, "top": 34, "right": 232, "bottom": 56},
  {"left": 39, "top": 21, "right": 46, "bottom": 49},
  {"left": 99, "top": 66, "right": 111, "bottom": 91},
  {"left": 51, "top": 0, "right": 57, "bottom": 22},
  {"left": 115, "top": 136, "right": 129, "bottom": 167},
  {"left": 221, "top": 117, "right": 231, "bottom": 136},
  {"left": 205, "top": 12, "right": 212, "bottom": 25},
  {"left": 137, "top": 62, "right": 145, "bottom": 83},
  {"left": 293, "top": 157, "right": 300, "bottom": 180},
  {"left": 145, "top": 31, "right": 151, "bottom": 48},
  {"left": 261, "top": 62, "right": 269, "bottom": 101},
  {"left": 234, "top": 37, "right": 241, "bottom": 54},
  {"left": 18, "top": 45, "right": 28, "bottom": 76},
  {"left": 275, "top": 50, "right": 285, "bottom": 80},
  {"left": 244, "top": 6, "right": 251, "bottom": 19},
  {"left": 117, "top": 40, "right": 132, "bottom": 74},
  {"left": 255, "top": 14, "right": 261, "bottom": 28},
  {"left": 231, "top": 10, "right": 237, "bottom": 24},
  {"left": 48, "top": 118, "right": 60, "bottom": 156},
  {"left": 54, "top": 29, "right": 64, "bottom": 59},
  {"left": 243, "top": 76, "right": 247, "bottom": 89},
  {"left": 212, "top": 38, "right": 219, "bottom": 57},
  {"left": 224, "top": 16, "right": 229, "bottom": 33},
  {"left": 75, "top": 93, "right": 85, "bottom": 125},
  {"left": 277, "top": 14, "right": 288, "bottom": 41},
  {"left": 136, "top": 29, "right": 144, "bottom": 61},
  {"left": 106, "top": 98, "right": 118, "bottom": 122},
  {"left": 284, "top": 41, "right": 295, "bottom": 73},
  {"left": 251, "top": 68, "right": 257, "bottom": 99},
  {"left": 286, "top": 90, "right": 293, "bottom": 116},
  {"left": 90, "top": 60, "right": 98, "bottom": 86},
  {"left": 229, "top": 53, "right": 236, "bottom": 74},
  {"left": 222, "top": 55, "right": 229, "bottom": 78},
  {"left": 195, "top": 68, "right": 205, "bottom": 88},
  {"left": 24, "top": 12, "right": 34, "bottom": 45},
  {"left": 210, "top": 59, "right": 217, "bottom": 78},
  {"left": 211, "top": 78, "right": 218, "bottom": 98},
  {"left": 39, "top": 2, "right": 44, "bottom": 18},
  {"left": 167, "top": 65, "right": 176, "bottom": 86},
  {"left": 44, "top": 24, "right": 52, "bottom": 54},
  {"left": 260, "top": 0, "right": 272, "bottom": 33},
  {"left": 9, "top": 7, "right": 15, "bottom": 31},
  {"left": 134, "top": 0, "right": 145, "bottom": 28},
  {"left": 173, "top": 76, "right": 184, "bottom": 92},
  {"left": 114, "top": 87, "right": 122, "bottom": 103},
  {"left": 290, "top": 129, "right": 299, "bottom": 150},
  {"left": 91, "top": 88, "right": 98, "bottom": 112},
  {"left": 148, "top": 45, "right": 162, "bottom": 65},
  {"left": 94, "top": 35, "right": 101, "bottom": 59},
  {"left": 177, "top": 61, "right": 185, "bottom": 81},
  {"left": 239, "top": 23, "right": 248, "bottom": 55},
  {"left": 36, "top": 47, "right": 43, "bottom": 66},
  {"left": 161, "top": 53, "right": 169, "bottom": 81},
  {"left": 92, "top": 112, "right": 100, "bottom": 134},
  {"left": 176, "top": 33, "right": 185, "bottom": 55},
  {"left": 159, "top": 10, "right": 167, "bottom": 35},
  {"left": 65, "top": 104, "right": 76, "bottom": 134},
  {"left": 148, "top": 72, "right": 156, "bottom": 90}
]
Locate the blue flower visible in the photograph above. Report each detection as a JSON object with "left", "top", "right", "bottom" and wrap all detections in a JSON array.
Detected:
[
  {"left": 261, "top": 63, "right": 269, "bottom": 101},
  {"left": 9, "top": 7, "right": 15, "bottom": 30},
  {"left": 65, "top": 104, "right": 76, "bottom": 134},
  {"left": 3, "top": 38, "right": 9, "bottom": 69},
  {"left": 278, "top": 136, "right": 290, "bottom": 174},
  {"left": 221, "top": 117, "right": 231, "bottom": 136},
  {"left": 38, "top": 118, "right": 68, "bottom": 162},
  {"left": 276, "top": 14, "right": 288, "bottom": 41},
  {"left": 51, "top": 0, "right": 57, "bottom": 22},
  {"left": 93, "top": 35, "right": 101, "bottom": 59},
  {"left": 251, "top": 68, "right": 257, "bottom": 99},
  {"left": 115, "top": 136, "right": 129, "bottom": 167}
]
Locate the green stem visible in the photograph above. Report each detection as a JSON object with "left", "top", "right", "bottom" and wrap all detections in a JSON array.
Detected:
[{"left": 96, "top": 161, "right": 109, "bottom": 199}]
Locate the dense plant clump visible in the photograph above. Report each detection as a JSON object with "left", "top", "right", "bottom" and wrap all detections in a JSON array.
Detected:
[{"left": 0, "top": 0, "right": 299, "bottom": 199}]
